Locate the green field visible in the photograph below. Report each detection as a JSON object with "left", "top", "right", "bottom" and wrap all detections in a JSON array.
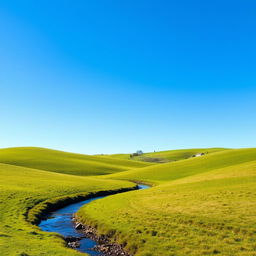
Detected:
[
  {"left": 78, "top": 148, "right": 256, "bottom": 256},
  {"left": 0, "top": 161, "right": 135, "bottom": 256},
  {"left": 1, "top": 147, "right": 256, "bottom": 256},
  {"left": 0, "top": 147, "right": 152, "bottom": 176},
  {"left": 108, "top": 148, "right": 227, "bottom": 163},
  {"left": 106, "top": 148, "right": 256, "bottom": 184}
]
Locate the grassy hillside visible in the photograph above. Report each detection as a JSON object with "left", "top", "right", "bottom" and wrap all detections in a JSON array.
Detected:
[
  {"left": 78, "top": 148, "right": 256, "bottom": 256},
  {"left": 107, "top": 148, "right": 256, "bottom": 184},
  {"left": 109, "top": 148, "right": 227, "bottom": 163},
  {"left": 1, "top": 146, "right": 256, "bottom": 256},
  {"left": 0, "top": 162, "right": 135, "bottom": 256},
  {"left": 0, "top": 147, "right": 152, "bottom": 176},
  {"left": 140, "top": 147, "right": 227, "bottom": 161}
]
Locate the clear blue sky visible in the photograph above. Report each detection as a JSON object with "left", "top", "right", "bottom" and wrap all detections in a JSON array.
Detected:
[{"left": 0, "top": 0, "right": 255, "bottom": 154}]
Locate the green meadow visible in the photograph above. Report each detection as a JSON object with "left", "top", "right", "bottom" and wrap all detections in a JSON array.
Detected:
[
  {"left": 78, "top": 148, "right": 256, "bottom": 256},
  {"left": 107, "top": 148, "right": 256, "bottom": 184},
  {"left": 0, "top": 161, "right": 135, "bottom": 256},
  {"left": 0, "top": 147, "right": 256, "bottom": 256},
  {"left": 108, "top": 148, "right": 227, "bottom": 163},
  {"left": 0, "top": 147, "right": 152, "bottom": 176}
]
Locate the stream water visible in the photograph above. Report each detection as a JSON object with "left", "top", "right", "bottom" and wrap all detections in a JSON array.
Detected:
[{"left": 39, "top": 184, "right": 150, "bottom": 255}]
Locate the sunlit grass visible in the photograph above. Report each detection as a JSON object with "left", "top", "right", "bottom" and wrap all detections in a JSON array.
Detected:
[
  {"left": 1, "top": 147, "right": 256, "bottom": 256},
  {"left": 106, "top": 148, "right": 256, "bottom": 184},
  {"left": 109, "top": 148, "right": 227, "bottom": 162},
  {"left": 78, "top": 148, "right": 256, "bottom": 256},
  {"left": 0, "top": 162, "right": 134, "bottom": 256},
  {"left": 0, "top": 147, "right": 152, "bottom": 176}
]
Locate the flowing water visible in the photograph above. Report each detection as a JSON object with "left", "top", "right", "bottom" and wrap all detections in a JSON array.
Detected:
[{"left": 39, "top": 184, "right": 150, "bottom": 255}]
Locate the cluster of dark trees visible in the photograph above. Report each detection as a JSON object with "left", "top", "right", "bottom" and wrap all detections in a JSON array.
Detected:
[{"left": 130, "top": 150, "right": 143, "bottom": 158}]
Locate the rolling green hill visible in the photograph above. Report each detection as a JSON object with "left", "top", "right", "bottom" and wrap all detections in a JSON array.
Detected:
[
  {"left": 106, "top": 148, "right": 256, "bottom": 184},
  {"left": 0, "top": 162, "right": 135, "bottom": 256},
  {"left": 0, "top": 147, "right": 152, "bottom": 176},
  {"left": 109, "top": 148, "right": 227, "bottom": 163},
  {"left": 78, "top": 148, "right": 256, "bottom": 256},
  {"left": 1, "top": 147, "right": 256, "bottom": 256}
]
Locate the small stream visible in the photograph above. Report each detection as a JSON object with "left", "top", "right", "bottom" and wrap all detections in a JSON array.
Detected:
[{"left": 39, "top": 184, "right": 150, "bottom": 255}]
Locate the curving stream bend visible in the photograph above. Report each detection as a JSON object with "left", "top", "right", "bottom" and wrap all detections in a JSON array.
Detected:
[{"left": 39, "top": 184, "right": 150, "bottom": 255}]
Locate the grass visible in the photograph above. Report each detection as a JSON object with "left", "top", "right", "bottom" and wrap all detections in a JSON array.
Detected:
[
  {"left": 106, "top": 148, "right": 256, "bottom": 184},
  {"left": 77, "top": 148, "right": 256, "bottom": 256},
  {"left": 1, "top": 146, "right": 256, "bottom": 256},
  {"left": 0, "top": 147, "right": 152, "bottom": 176},
  {"left": 0, "top": 160, "right": 135, "bottom": 256},
  {"left": 109, "top": 148, "right": 227, "bottom": 163}
]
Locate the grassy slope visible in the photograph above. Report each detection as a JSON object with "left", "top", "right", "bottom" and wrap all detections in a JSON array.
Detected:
[
  {"left": 106, "top": 148, "right": 256, "bottom": 184},
  {"left": 0, "top": 147, "right": 152, "bottom": 176},
  {"left": 0, "top": 162, "right": 134, "bottom": 256},
  {"left": 109, "top": 148, "right": 227, "bottom": 162},
  {"left": 78, "top": 148, "right": 256, "bottom": 256}
]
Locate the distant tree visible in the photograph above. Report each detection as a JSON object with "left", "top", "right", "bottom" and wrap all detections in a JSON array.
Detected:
[{"left": 136, "top": 150, "right": 143, "bottom": 155}]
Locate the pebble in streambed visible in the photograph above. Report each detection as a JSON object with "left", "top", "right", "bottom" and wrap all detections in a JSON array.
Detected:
[
  {"left": 72, "top": 218, "right": 131, "bottom": 256},
  {"left": 39, "top": 185, "right": 150, "bottom": 256}
]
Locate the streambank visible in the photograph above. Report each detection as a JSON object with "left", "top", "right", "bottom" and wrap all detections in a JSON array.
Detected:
[
  {"left": 68, "top": 221, "right": 131, "bottom": 256},
  {"left": 38, "top": 184, "right": 149, "bottom": 255},
  {"left": 28, "top": 185, "right": 138, "bottom": 225}
]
